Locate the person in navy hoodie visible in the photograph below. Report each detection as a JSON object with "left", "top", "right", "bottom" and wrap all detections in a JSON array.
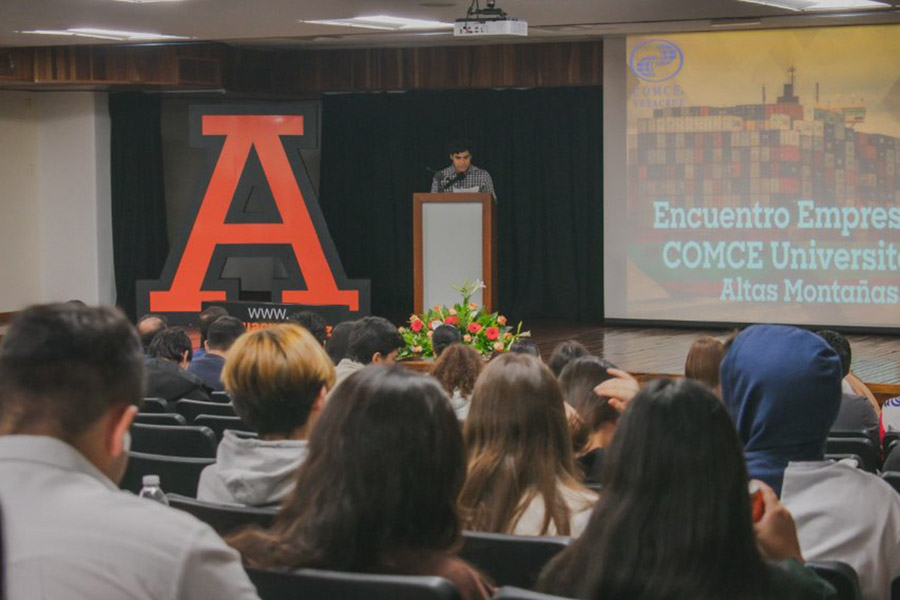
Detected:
[
  {"left": 722, "top": 324, "right": 900, "bottom": 600},
  {"left": 189, "top": 316, "right": 245, "bottom": 393}
]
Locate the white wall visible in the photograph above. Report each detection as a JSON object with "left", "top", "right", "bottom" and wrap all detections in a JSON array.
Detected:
[
  {"left": 0, "top": 92, "right": 42, "bottom": 312},
  {"left": 0, "top": 91, "right": 113, "bottom": 312}
]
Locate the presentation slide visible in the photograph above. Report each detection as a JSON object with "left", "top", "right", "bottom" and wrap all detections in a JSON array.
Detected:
[{"left": 605, "top": 25, "right": 900, "bottom": 329}]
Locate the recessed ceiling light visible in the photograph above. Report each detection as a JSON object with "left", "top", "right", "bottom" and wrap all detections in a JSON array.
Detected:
[
  {"left": 19, "top": 27, "right": 189, "bottom": 41},
  {"left": 302, "top": 15, "right": 454, "bottom": 31},
  {"left": 738, "top": 0, "right": 889, "bottom": 11},
  {"left": 113, "top": 0, "right": 184, "bottom": 3}
]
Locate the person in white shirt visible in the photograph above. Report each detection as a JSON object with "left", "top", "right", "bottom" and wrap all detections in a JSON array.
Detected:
[
  {"left": 0, "top": 303, "right": 260, "bottom": 600},
  {"left": 721, "top": 324, "right": 900, "bottom": 600}
]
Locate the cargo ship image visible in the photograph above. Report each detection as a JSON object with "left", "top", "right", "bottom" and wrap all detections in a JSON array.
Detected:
[{"left": 626, "top": 68, "right": 900, "bottom": 313}]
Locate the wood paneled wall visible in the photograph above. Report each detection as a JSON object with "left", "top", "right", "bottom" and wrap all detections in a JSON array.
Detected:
[
  {"left": 229, "top": 41, "right": 603, "bottom": 94},
  {"left": 0, "top": 41, "right": 602, "bottom": 93},
  {"left": 0, "top": 44, "right": 225, "bottom": 87}
]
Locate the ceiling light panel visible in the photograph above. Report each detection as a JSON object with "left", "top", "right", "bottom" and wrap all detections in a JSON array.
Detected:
[
  {"left": 738, "top": 0, "right": 890, "bottom": 10},
  {"left": 302, "top": 15, "right": 454, "bottom": 31}
]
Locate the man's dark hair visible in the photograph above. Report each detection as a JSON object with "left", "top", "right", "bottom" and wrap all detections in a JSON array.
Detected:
[
  {"left": 446, "top": 139, "right": 474, "bottom": 156},
  {"left": 348, "top": 317, "right": 404, "bottom": 365},
  {"left": 198, "top": 306, "right": 228, "bottom": 346},
  {"left": 148, "top": 328, "right": 193, "bottom": 363},
  {"left": 287, "top": 311, "right": 328, "bottom": 347},
  {"left": 432, "top": 325, "right": 462, "bottom": 358},
  {"left": 207, "top": 316, "right": 246, "bottom": 352},
  {"left": 0, "top": 304, "right": 144, "bottom": 442},
  {"left": 509, "top": 339, "right": 541, "bottom": 358},
  {"left": 327, "top": 320, "right": 357, "bottom": 365},
  {"left": 817, "top": 329, "right": 851, "bottom": 378},
  {"left": 137, "top": 313, "right": 168, "bottom": 351}
]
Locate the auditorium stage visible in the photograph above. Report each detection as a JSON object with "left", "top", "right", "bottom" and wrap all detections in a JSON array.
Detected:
[{"left": 526, "top": 320, "right": 900, "bottom": 391}]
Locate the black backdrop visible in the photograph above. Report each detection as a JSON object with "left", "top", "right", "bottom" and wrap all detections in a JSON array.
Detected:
[
  {"left": 318, "top": 86, "right": 604, "bottom": 323},
  {"left": 111, "top": 87, "right": 604, "bottom": 323}
]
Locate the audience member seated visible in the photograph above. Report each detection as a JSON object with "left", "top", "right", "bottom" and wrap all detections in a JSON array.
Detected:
[
  {"left": 816, "top": 330, "right": 880, "bottom": 447},
  {"left": 137, "top": 313, "right": 168, "bottom": 354},
  {"left": 334, "top": 316, "right": 404, "bottom": 387},
  {"left": 288, "top": 310, "right": 328, "bottom": 347},
  {"left": 537, "top": 379, "right": 835, "bottom": 599},
  {"left": 547, "top": 340, "right": 590, "bottom": 378},
  {"left": 432, "top": 343, "right": 483, "bottom": 421},
  {"left": 508, "top": 339, "right": 541, "bottom": 358},
  {"left": 558, "top": 356, "right": 618, "bottom": 484},
  {"left": 326, "top": 320, "right": 356, "bottom": 365},
  {"left": 197, "top": 324, "right": 335, "bottom": 507},
  {"left": 194, "top": 306, "right": 228, "bottom": 360},
  {"left": 459, "top": 353, "right": 597, "bottom": 537},
  {"left": 722, "top": 324, "right": 900, "bottom": 600},
  {"left": 433, "top": 324, "right": 463, "bottom": 358},
  {"left": 145, "top": 328, "right": 211, "bottom": 403},
  {"left": 189, "top": 316, "right": 246, "bottom": 392},
  {"left": 227, "top": 366, "right": 492, "bottom": 600},
  {"left": 0, "top": 303, "right": 259, "bottom": 600},
  {"left": 684, "top": 336, "right": 725, "bottom": 395}
]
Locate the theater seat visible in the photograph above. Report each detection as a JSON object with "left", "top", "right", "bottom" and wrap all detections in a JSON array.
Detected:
[
  {"left": 166, "top": 493, "right": 276, "bottom": 536},
  {"left": 175, "top": 399, "right": 237, "bottom": 422},
  {"left": 193, "top": 415, "right": 254, "bottom": 441},
  {"left": 806, "top": 561, "right": 861, "bottom": 600},
  {"left": 140, "top": 397, "right": 170, "bottom": 413},
  {"left": 120, "top": 451, "right": 215, "bottom": 497},
  {"left": 458, "top": 531, "right": 570, "bottom": 590},
  {"left": 210, "top": 391, "right": 232, "bottom": 403},
  {"left": 245, "top": 566, "right": 462, "bottom": 600},
  {"left": 494, "top": 587, "right": 574, "bottom": 599},
  {"left": 130, "top": 423, "right": 217, "bottom": 458},
  {"left": 134, "top": 412, "right": 187, "bottom": 426},
  {"left": 881, "top": 472, "right": 900, "bottom": 496},
  {"left": 826, "top": 437, "right": 879, "bottom": 473}
]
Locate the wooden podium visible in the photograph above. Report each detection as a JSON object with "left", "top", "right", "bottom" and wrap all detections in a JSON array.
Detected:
[{"left": 413, "top": 193, "right": 497, "bottom": 314}]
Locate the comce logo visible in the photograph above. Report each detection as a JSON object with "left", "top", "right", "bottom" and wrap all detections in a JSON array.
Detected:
[{"left": 629, "top": 39, "right": 685, "bottom": 83}]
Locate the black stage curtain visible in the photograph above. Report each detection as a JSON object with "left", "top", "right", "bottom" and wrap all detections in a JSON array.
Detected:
[
  {"left": 109, "top": 93, "right": 170, "bottom": 321},
  {"left": 319, "top": 87, "right": 604, "bottom": 323}
]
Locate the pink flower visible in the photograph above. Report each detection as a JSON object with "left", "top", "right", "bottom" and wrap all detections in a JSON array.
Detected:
[
  {"left": 485, "top": 327, "right": 500, "bottom": 341},
  {"left": 497, "top": 315, "right": 507, "bottom": 326},
  {"left": 445, "top": 315, "right": 460, "bottom": 326},
  {"left": 468, "top": 323, "right": 483, "bottom": 334},
  {"left": 411, "top": 320, "right": 424, "bottom": 333},
  {"left": 493, "top": 342, "right": 505, "bottom": 352},
  {"left": 464, "top": 334, "right": 473, "bottom": 343}
]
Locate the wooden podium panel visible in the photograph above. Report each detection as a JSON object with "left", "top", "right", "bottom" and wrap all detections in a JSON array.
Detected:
[{"left": 413, "top": 193, "right": 496, "bottom": 314}]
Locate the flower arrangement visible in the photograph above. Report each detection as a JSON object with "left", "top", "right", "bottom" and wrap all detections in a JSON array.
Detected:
[{"left": 399, "top": 280, "right": 529, "bottom": 359}]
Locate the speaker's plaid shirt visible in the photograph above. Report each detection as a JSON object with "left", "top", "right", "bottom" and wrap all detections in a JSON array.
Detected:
[{"left": 431, "top": 165, "right": 496, "bottom": 199}]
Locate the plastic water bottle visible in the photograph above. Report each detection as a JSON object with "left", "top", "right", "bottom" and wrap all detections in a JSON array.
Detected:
[{"left": 138, "top": 474, "right": 169, "bottom": 505}]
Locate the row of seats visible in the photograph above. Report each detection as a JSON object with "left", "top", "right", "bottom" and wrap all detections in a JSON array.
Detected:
[{"left": 162, "top": 493, "right": 863, "bottom": 600}]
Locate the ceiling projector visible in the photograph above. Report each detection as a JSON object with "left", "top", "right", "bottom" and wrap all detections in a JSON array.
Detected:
[{"left": 454, "top": 0, "right": 528, "bottom": 37}]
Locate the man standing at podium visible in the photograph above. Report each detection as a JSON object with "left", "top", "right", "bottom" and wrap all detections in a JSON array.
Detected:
[{"left": 431, "top": 139, "right": 496, "bottom": 200}]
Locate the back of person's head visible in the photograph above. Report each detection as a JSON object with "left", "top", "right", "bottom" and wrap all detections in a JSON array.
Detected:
[
  {"left": 137, "top": 313, "right": 168, "bottom": 351},
  {"left": 228, "top": 366, "right": 464, "bottom": 572},
  {"left": 432, "top": 343, "right": 483, "bottom": 398},
  {"left": 460, "top": 352, "right": 580, "bottom": 535},
  {"left": 326, "top": 320, "right": 356, "bottom": 364},
  {"left": 538, "top": 379, "right": 766, "bottom": 599},
  {"left": 0, "top": 303, "right": 143, "bottom": 444},
  {"left": 558, "top": 356, "right": 619, "bottom": 451},
  {"left": 223, "top": 324, "right": 336, "bottom": 438},
  {"left": 287, "top": 311, "right": 328, "bottom": 347},
  {"left": 684, "top": 336, "right": 726, "bottom": 389},
  {"left": 148, "top": 328, "right": 193, "bottom": 363},
  {"left": 347, "top": 316, "right": 404, "bottom": 365},
  {"left": 197, "top": 306, "right": 228, "bottom": 345},
  {"left": 206, "top": 316, "right": 246, "bottom": 352},
  {"left": 508, "top": 339, "right": 541, "bottom": 358},
  {"left": 432, "top": 325, "right": 462, "bottom": 358},
  {"left": 548, "top": 340, "right": 590, "bottom": 377},
  {"left": 816, "top": 329, "right": 851, "bottom": 378},
  {"left": 720, "top": 324, "right": 842, "bottom": 494}
]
